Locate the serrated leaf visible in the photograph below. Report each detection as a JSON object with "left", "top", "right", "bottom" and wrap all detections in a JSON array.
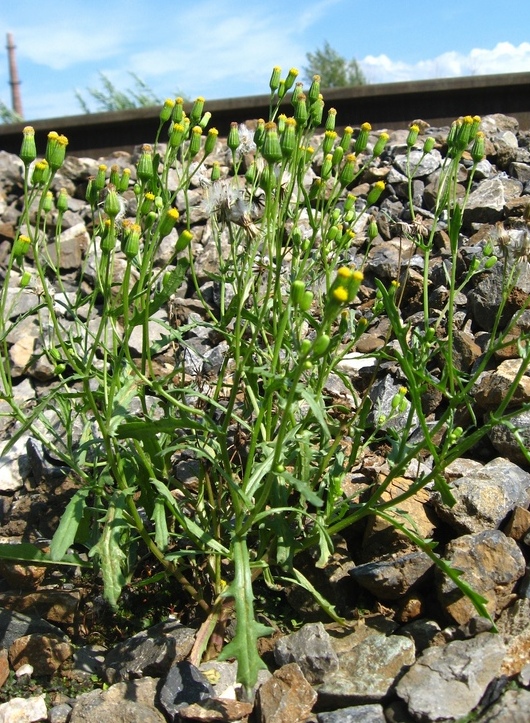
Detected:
[
  {"left": 88, "top": 495, "right": 128, "bottom": 608},
  {"left": 50, "top": 487, "right": 91, "bottom": 562},
  {"left": 217, "top": 536, "right": 273, "bottom": 694}
]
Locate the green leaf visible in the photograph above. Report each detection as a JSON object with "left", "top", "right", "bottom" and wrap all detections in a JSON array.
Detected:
[
  {"left": 150, "top": 478, "right": 230, "bottom": 555},
  {"left": 116, "top": 416, "right": 204, "bottom": 440},
  {"left": 217, "top": 536, "right": 273, "bottom": 694},
  {"left": 0, "top": 542, "right": 90, "bottom": 567},
  {"left": 50, "top": 487, "right": 91, "bottom": 561},
  {"left": 149, "top": 258, "right": 189, "bottom": 318},
  {"left": 88, "top": 494, "right": 128, "bottom": 607},
  {"left": 282, "top": 471, "right": 323, "bottom": 507}
]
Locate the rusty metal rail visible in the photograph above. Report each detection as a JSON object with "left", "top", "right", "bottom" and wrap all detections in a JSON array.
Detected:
[{"left": 1, "top": 72, "right": 530, "bottom": 159}]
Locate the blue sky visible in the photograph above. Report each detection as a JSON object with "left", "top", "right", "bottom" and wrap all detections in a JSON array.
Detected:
[{"left": 1, "top": 0, "right": 530, "bottom": 121}]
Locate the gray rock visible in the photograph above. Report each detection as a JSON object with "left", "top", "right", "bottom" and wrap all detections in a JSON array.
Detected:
[
  {"left": 393, "top": 149, "right": 443, "bottom": 178},
  {"left": 437, "top": 529, "right": 526, "bottom": 624},
  {"left": 349, "top": 551, "right": 433, "bottom": 600},
  {"left": 49, "top": 703, "right": 73, "bottom": 723},
  {"left": 464, "top": 176, "right": 523, "bottom": 225},
  {"left": 255, "top": 662, "right": 317, "bottom": 723},
  {"left": 396, "top": 633, "right": 506, "bottom": 722},
  {"left": 317, "top": 632, "right": 415, "bottom": 705},
  {"left": 432, "top": 457, "right": 530, "bottom": 534},
  {"left": 0, "top": 607, "right": 68, "bottom": 649},
  {"left": 70, "top": 678, "right": 165, "bottom": 723},
  {"left": 274, "top": 622, "right": 339, "bottom": 684},
  {"left": 477, "top": 687, "right": 530, "bottom": 722},
  {"left": 317, "top": 703, "right": 386, "bottom": 723},
  {"left": 104, "top": 619, "right": 195, "bottom": 683},
  {"left": 158, "top": 660, "right": 216, "bottom": 720},
  {"left": 0, "top": 694, "right": 48, "bottom": 722},
  {"left": 489, "top": 410, "right": 530, "bottom": 466}
]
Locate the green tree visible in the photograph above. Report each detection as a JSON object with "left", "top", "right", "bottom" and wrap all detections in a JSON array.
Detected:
[
  {"left": 0, "top": 99, "right": 22, "bottom": 124},
  {"left": 75, "top": 72, "right": 163, "bottom": 113},
  {"left": 303, "top": 41, "right": 367, "bottom": 88}
]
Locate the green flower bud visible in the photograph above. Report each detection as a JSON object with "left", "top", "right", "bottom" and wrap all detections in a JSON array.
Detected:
[
  {"left": 158, "top": 207, "right": 180, "bottom": 238},
  {"left": 204, "top": 127, "right": 219, "bottom": 156},
  {"left": 45, "top": 131, "right": 68, "bottom": 172},
  {"left": 262, "top": 121, "right": 283, "bottom": 164},
  {"left": 327, "top": 224, "right": 340, "bottom": 241},
  {"left": 284, "top": 67, "right": 299, "bottom": 92},
  {"left": 312, "top": 333, "right": 331, "bottom": 357},
  {"left": 456, "top": 116, "right": 473, "bottom": 151},
  {"left": 423, "top": 136, "right": 435, "bottom": 154},
  {"left": 310, "top": 95, "right": 324, "bottom": 127},
  {"left": 19, "top": 270, "right": 32, "bottom": 288},
  {"left": 12, "top": 234, "right": 31, "bottom": 259},
  {"left": 31, "top": 159, "right": 49, "bottom": 186},
  {"left": 344, "top": 193, "right": 356, "bottom": 212},
  {"left": 277, "top": 79, "right": 287, "bottom": 101},
  {"left": 100, "top": 220, "right": 116, "bottom": 254},
  {"left": 172, "top": 97, "right": 184, "bottom": 123},
  {"left": 175, "top": 228, "right": 193, "bottom": 253},
  {"left": 354, "top": 122, "right": 371, "bottom": 154},
  {"left": 372, "top": 132, "right": 389, "bottom": 158},
  {"left": 281, "top": 117, "right": 297, "bottom": 159},
  {"left": 137, "top": 144, "right": 154, "bottom": 183},
  {"left": 325, "top": 108, "right": 337, "bottom": 132},
  {"left": 470, "top": 115, "right": 481, "bottom": 141},
  {"left": 109, "top": 164, "right": 120, "bottom": 187},
  {"left": 277, "top": 114, "right": 287, "bottom": 134},
  {"left": 210, "top": 161, "right": 221, "bottom": 183},
  {"left": 368, "top": 217, "right": 379, "bottom": 241},
  {"left": 269, "top": 66, "right": 282, "bottom": 92},
  {"left": 199, "top": 111, "right": 211, "bottom": 130},
  {"left": 42, "top": 191, "right": 53, "bottom": 213},
  {"left": 321, "top": 153, "right": 333, "bottom": 181},
  {"left": 339, "top": 153, "right": 356, "bottom": 187},
  {"left": 366, "top": 180, "right": 386, "bottom": 206},
  {"left": 323, "top": 130, "right": 337, "bottom": 155},
  {"left": 56, "top": 187, "right": 69, "bottom": 214},
  {"left": 340, "top": 126, "right": 353, "bottom": 152},
  {"left": 169, "top": 122, "right": 185, "bottom": 149},
  {"left": 300, "top": 290, "right": 314, "bottom": 312},
  {"left": 121, "top": 222, "right": 141, "bottom": 259},
  {"left": 484, "top": 255, "right": 498, "bottom": 269},
  {"left": 294, "top": 94, "right": 308, "bottom": 126},
  {"left": 227, "top": 122, "right": 240, "bottom": 153},
  {"left": 332, "top": 145, "right": 344, "bottom": 168},
  {"left": 307, "top": 75, "right": 321, "bottom": 105},
  {"left": 20, "top": 126, "right": 37, "bottom": 166},
  {"left": 291, "top": 279, "right": 306, "bottom": 306},
  {"left": 189, "top": 96, "right": 205, "bottom": 126},
  {"left": 104, "top": 186, "right": 122, "bottom": 218},
  {"left": 300, "top": 339, "right": 312, "bottom": 356},
  {"left": 253, "top": 119, "right": 266, "bottom": 149},
  {"left": 406, "top": 123, "right": 420, "bottom": 148},
  {"left": 140, "top": 191, "right": 155, "bottom": 216},
  {"left": 94, "top": 164, "right": 107, "bottom": 191},
  {"left": 471, "top": 131, "right": 485, "bottom": 164},
  {"left": 188, "top": 126, "right": 202, "bottom": 158},
  {"left": 160, "top": 98, "right": 175, "bottom": 123},
  {"left": 85, "top": 177, "right": 98, "bottom": 209}
]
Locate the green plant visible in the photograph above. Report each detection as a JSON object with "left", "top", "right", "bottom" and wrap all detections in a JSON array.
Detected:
[
  {"left": 1, "top": 73, "right": 530, "bottom": 695},
  {"left": 303, "top": 41, "right": 367, "bottom": 88},
  {"left": 75, "top": 71, "right": 165, "bottom": 113}
]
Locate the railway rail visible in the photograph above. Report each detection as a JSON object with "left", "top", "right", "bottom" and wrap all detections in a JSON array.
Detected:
[{"left": 1, "top": 72, "right": 529, "bottom": 159}]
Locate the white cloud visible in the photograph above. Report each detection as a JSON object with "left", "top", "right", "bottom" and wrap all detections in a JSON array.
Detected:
[{"left": 361, "top": 41, "right": 530, "bottom": 84}]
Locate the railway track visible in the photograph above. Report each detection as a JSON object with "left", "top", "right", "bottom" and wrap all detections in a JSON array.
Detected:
[{"left": 1, "top": 72, "right": 529, "bottom": 159}]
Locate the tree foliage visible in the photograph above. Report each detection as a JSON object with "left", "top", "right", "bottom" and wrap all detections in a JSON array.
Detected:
[
  {"left": 303, "top": 41, "right": 367, "bottom": 88},
  {"left": 75, "top": 72, "right": 163, "bottom": 114},
  {"left": 0, "top": 99, "right": 22, "bottom": 125}
]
